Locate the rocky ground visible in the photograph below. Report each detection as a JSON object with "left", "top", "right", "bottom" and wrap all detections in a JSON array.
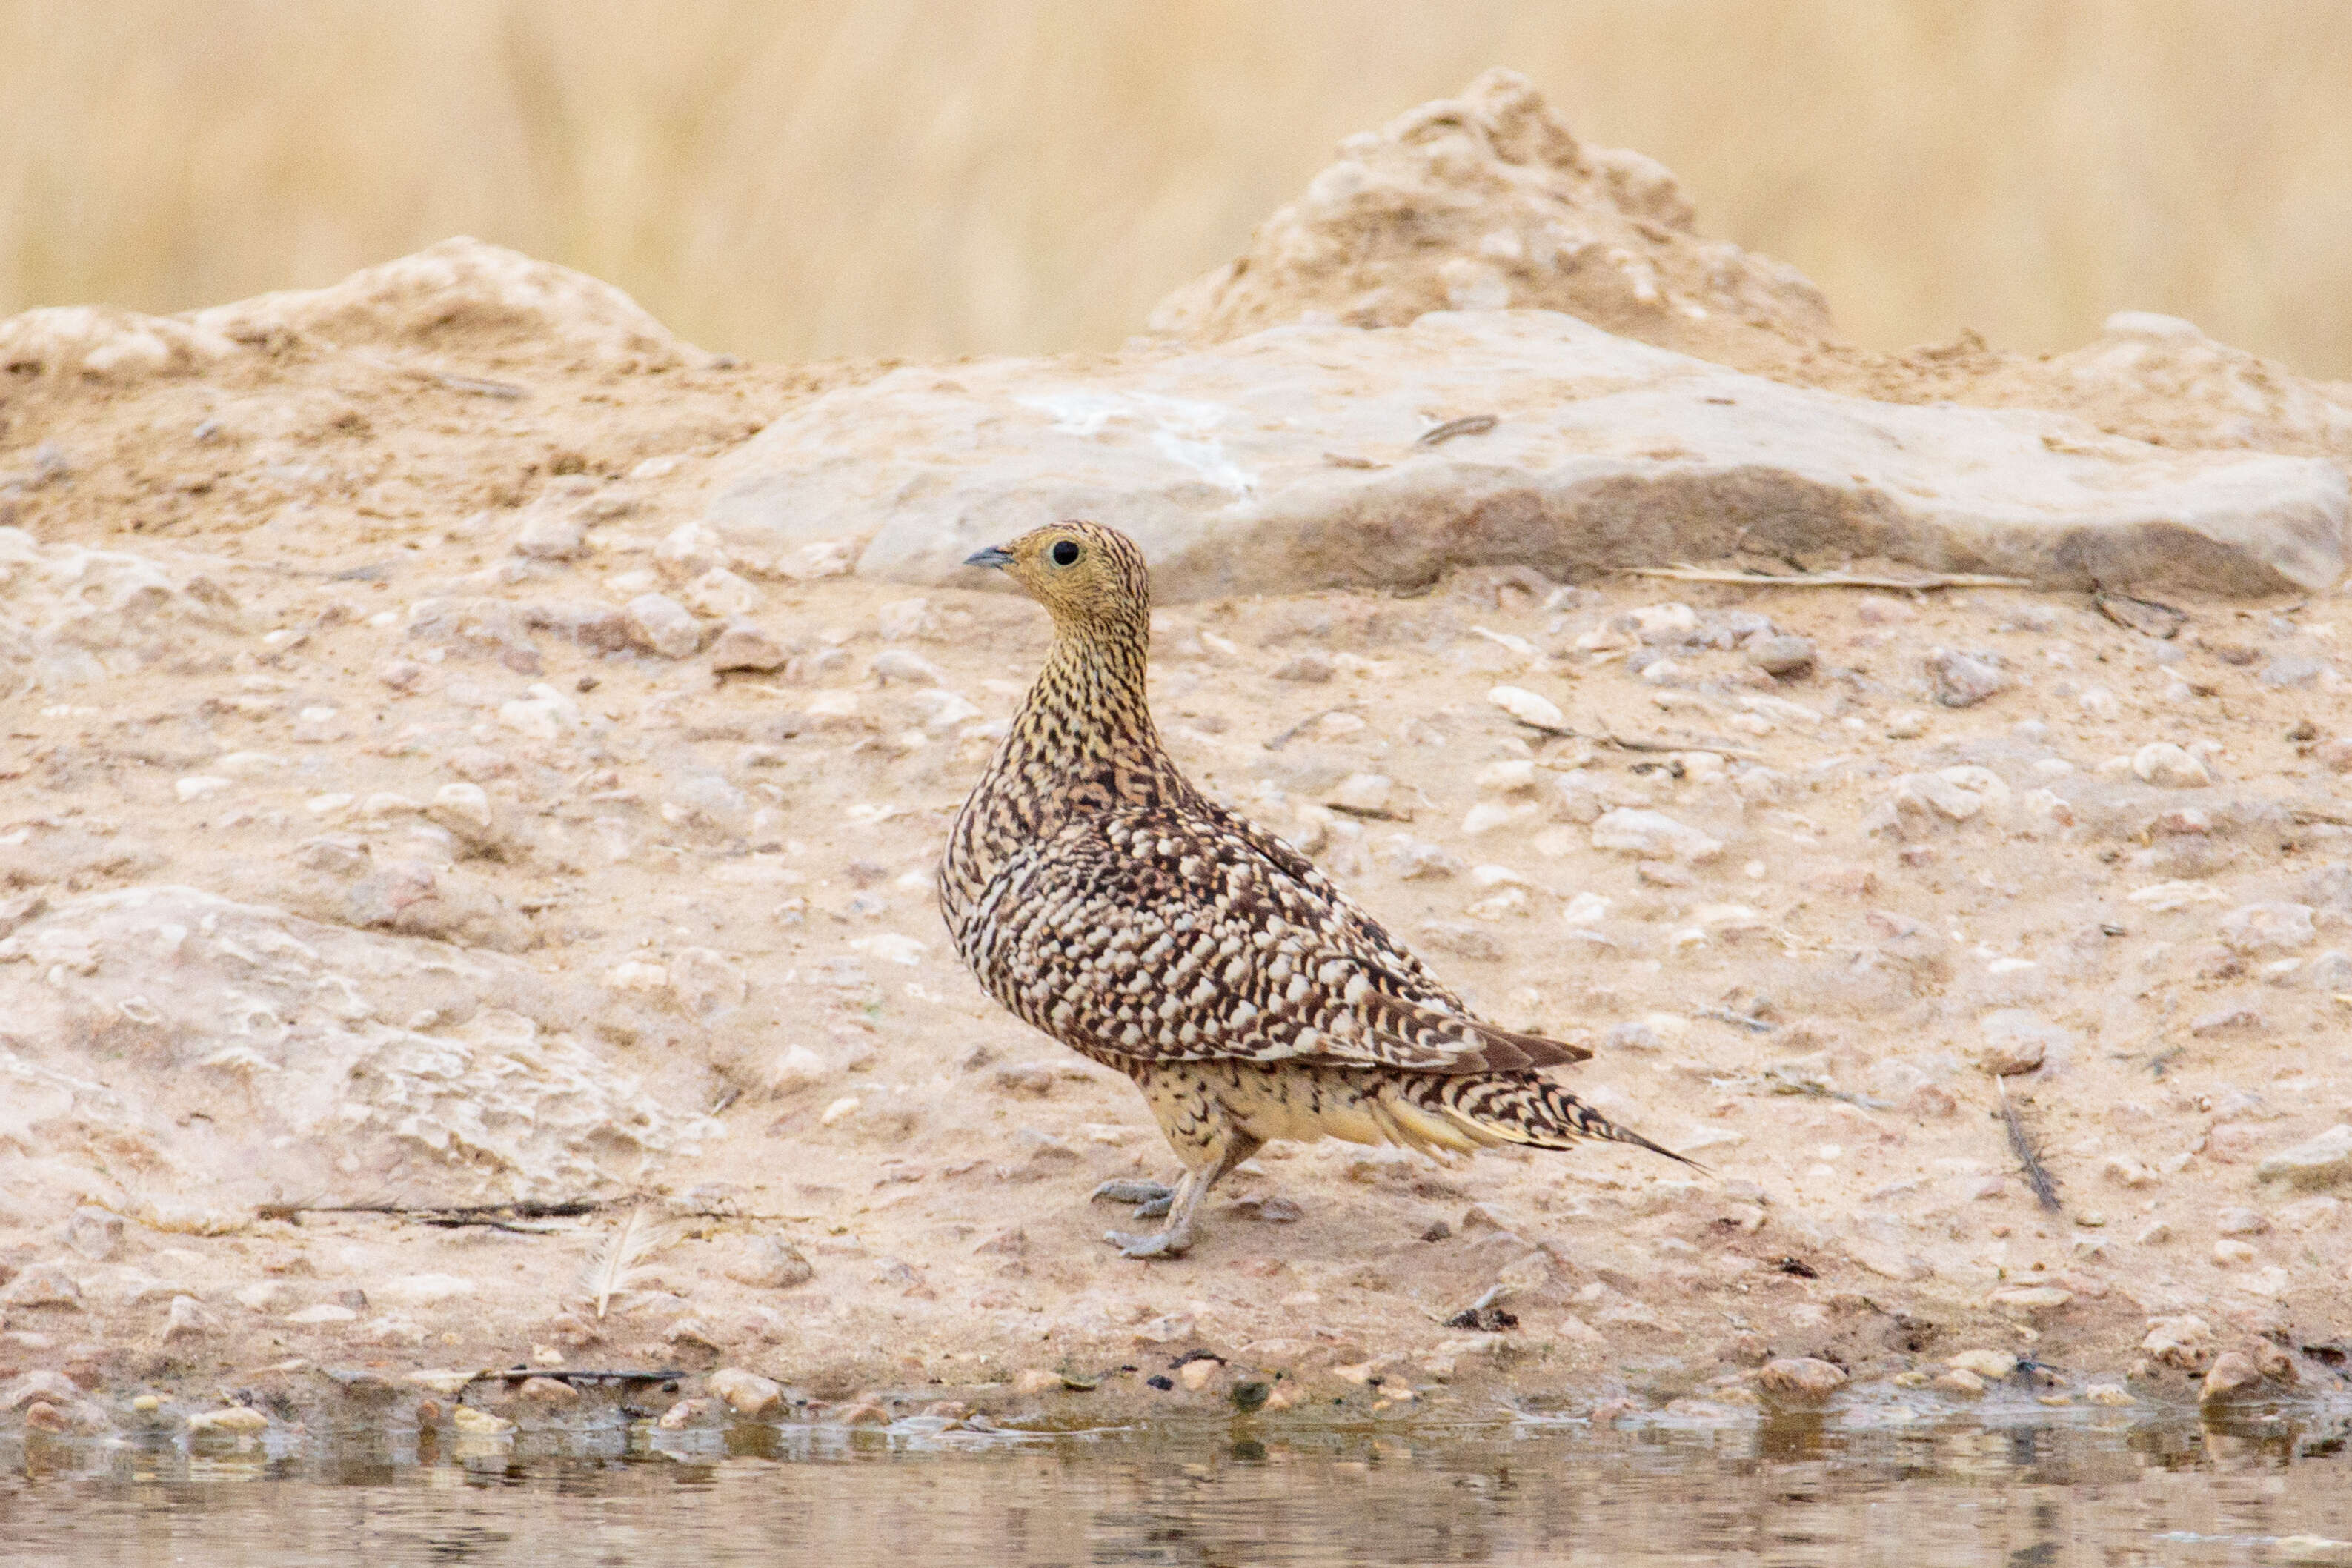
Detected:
[{"left": 1, "top": 76, "right": 2350, "bottom": 1453}]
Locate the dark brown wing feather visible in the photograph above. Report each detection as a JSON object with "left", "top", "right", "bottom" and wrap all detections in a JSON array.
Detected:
[{"left": 957, "top": 803, "right": 1589, "bottom": 1075}]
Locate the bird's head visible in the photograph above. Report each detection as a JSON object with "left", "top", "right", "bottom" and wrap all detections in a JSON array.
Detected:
[{"left": 963, "top": 521, "right": 1152, "bottom": 636}]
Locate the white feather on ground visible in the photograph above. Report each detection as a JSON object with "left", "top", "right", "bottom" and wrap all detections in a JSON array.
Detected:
[{"left": 574, "top": 1208, "right": 681, "bottom": 1319}]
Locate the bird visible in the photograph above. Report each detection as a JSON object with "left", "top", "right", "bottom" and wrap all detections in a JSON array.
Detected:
[{"left": 940, "top": 521, "right": 1688, "bottom": 1259}]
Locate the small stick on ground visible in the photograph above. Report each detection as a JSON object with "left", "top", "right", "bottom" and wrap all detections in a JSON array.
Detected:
[
  {"left": 2094, "top": 591, "right": 2188, "bottom": 639},
  {"left": 258, "top": 1199, "right": 606, "bottom": 1233},
  {"left": 1622, "top": 564, "right": 2032, "bottom": 591},
  {"left": 1417, "top": 413, "right": 1498, "bottom": 445},
  {"left": 1998, "top": 1079, "right": 2063, "bottom": 1212},
  {"left": 1599, "top": 731, "right": 1765, "bottom": 760},
  {"left": 1498, "top": 714, "right": 1764, "bottom": 762},
  {"left": 349, "top": 349, "right": 530, "bottom": 399},
  {"left": 473, "top": 1368, "right": 684, "bottom": 1386},
  {"left": 1264, "top": 710, "right": 1339, "bottom": 751}
]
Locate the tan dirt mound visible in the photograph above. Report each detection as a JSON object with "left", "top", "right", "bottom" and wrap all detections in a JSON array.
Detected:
[
  {"left": 1149, "top": 68, "right": 1835, "bottom": 374},
  {"left": 0, "top": 237, "right": 705, "bottom": 385},
  {"left": 1154, "top": 70, "right": 2352, "bottom": 466}
]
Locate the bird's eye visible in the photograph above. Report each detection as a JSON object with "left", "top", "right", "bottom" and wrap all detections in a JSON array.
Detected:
[{"left": 1049, "top": 539, "right": 1080, "bottom": 567}]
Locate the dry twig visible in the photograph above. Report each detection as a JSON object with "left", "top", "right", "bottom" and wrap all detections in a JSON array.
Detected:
[
  {"left": 1417, "top": 413, "right": 1498, "bottom": 445},
  {"left": 1622, "top": 564, "right": 2032, "bottom": 591},
  {"left": 258, "top": 1199, "right": 604, "bottom": 1233},
  {"left": 1998, "top": 1079, "right": 2063, "bottom": 1212}
]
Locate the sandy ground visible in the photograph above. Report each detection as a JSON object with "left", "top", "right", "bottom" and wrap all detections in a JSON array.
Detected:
[{"left": 1, "top": 256, "right": 2351, "bottom": 1446}]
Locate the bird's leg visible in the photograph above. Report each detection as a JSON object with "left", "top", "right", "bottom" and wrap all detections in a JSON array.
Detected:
[
  {"left": 1105, "top": 1130, "right": 1261, "bottom": 1260},
  {"left": 1090, "top": 1178, "right": 1176, "bottom": 1217}
]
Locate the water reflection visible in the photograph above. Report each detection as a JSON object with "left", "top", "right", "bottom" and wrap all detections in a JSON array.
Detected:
[{"left": 2, "top": 1409, "right": 2349, "bottom": 1567}]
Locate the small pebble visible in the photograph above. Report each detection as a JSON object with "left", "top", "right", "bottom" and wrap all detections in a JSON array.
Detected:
[
  {"left": 1979, "top": 1036, "right": 2044, "bottom": 1077},
  {"left": 1177, "top": 1358, "right": 1224, "bottom": 1392},
  {"left": 1927, "top": 647, "right": 2008, "bottom": 707},
  {"left": 871, "top": 648, "right": 943, "bottom": 685},
  {"left": 2217, "top": 902, "right": 2316, "bottom": 956},
  {"left": 62, "top": 1206, "right": 123, "bottom": 1261},
  {"left": 0, "top": 1267, "right": 82, "bottom": 1309},
  {"left": 625, "top": 593, "right": 706, "bottom": 659},
  {"left": 514, "top": 509, "right": 587, "bottom": 561},
  {"left": 1747, "top": 634, "right": 1816, "bottom": 677},
  {"left": 2258, "top": 1124, "right": 2352, "bottom": 1186},
  {"left": 708, "top": 1368, "right": 783, "bottom": 1416},
  {"left": 2200, "top": 1350, "right": 2262, "bottom": 1403},
  {"left": 681, "top": 567, "right": 760, "bottom": 618},
  {"left": 1330, "top": 774, "right": 1394, "bottom": 813},
  {"left": 1486, "top": 685, "right": 1564, "bottom": 729},
  {"left": 2132, "top": 742, "right": 2210, "bottom": 788},
  {"left": 451, "top": 1404, "right": 515, "bottom": 1436},
  {"left": 1590, "top": 808, "right": 1722, "bottom": 863},
  {"left": 187, "top": 1406, "right": 268, "bottom": 1436},
  {"left": 164, "top": 1295, "right": 222, "bottom": 1340},
  {"left": 1946, "top": 1349, "right": 2016, "bottom": 1380},
  {"left": 709, "top": 620, "right": 788, "bottom": 672},
  {"left": 724, "top": 1235, "right": 815, "bottom": 1289},
  {"left": 655, "top": 1398, "right": 711, "bottom": 1431},
  {"left": 1474, "top": 760, "right": 1536, "bottom": 794},
  {"left": 1271, "top": 650, "right": 1334, "bottom": 682},
  {"left": 1757, "top": 1357, "right": 1847, "bottom": 1402}
]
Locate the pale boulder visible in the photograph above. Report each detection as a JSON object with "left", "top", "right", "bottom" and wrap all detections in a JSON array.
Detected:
[{"left": 703, "top": 311, "right": 2343, "bottom": 601}]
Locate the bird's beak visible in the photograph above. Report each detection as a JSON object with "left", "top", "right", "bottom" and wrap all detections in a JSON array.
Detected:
[{"left": 963, "top": 545, "right": 1013, "bottom": 570}]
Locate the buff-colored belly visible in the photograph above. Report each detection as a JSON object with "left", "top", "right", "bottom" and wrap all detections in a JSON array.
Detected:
[{"left": 1136, "top": 1058, "right": 1489, "bottom": 1159}]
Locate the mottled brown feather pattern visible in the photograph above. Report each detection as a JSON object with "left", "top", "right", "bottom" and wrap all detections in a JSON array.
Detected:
[{"left": 940, "top": 521, "right": 1686, "bottom": 1255}]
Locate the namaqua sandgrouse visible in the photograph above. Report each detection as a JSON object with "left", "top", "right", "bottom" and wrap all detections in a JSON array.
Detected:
[{"left": 941, "top": 522, "right": 1687, "bottom": 1258}]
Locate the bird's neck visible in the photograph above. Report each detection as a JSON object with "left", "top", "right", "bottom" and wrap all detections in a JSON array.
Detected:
[
  {"left": 1003, "top": 617, "right": 1172, "bottom": 795},
  {"left": 941, "top": 608, "right": 1183, "bottom": 935}
]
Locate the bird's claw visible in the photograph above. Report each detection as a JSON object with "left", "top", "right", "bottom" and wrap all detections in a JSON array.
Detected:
[
  {"left": 1091, "top": 1179, "right": 1175, "bottom": 1218},
  {"left": 1106, "top": 1227, "right": 1191, "bottom": 1260}
]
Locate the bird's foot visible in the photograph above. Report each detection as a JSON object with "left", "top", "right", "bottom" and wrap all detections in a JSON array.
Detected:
[
  {"left": 1105, "top": 1226, "right": 1192, "bottom": 1260},
  {"left": 1090, "top": 1179, "right": 1175, "bottom": 1218}
]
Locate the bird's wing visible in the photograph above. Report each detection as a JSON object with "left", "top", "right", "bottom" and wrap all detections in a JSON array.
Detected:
[{"left": 963, "top": 804, "right": 1589, "bottom": 1074}]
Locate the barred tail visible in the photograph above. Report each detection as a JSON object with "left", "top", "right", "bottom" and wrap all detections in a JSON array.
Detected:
[{"left": 1413, "top": 1072, "right": 1701, "bottom": 1169}]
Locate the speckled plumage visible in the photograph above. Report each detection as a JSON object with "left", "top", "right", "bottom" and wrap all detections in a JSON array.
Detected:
[{"left": 941, "top": 522, "right": 1684, "bottom": 1257}]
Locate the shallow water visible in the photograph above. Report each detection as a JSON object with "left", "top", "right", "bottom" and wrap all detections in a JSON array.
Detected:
[{"left": 5, "top": 1410, "right": 2351, "bottom": 1567}]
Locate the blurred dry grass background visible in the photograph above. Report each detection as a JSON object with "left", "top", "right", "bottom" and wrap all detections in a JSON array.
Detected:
[{"left": 3, "top": 1, "right": 2349, "bottom": 371}]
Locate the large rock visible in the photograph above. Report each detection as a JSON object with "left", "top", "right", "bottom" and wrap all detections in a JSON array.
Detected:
[
  {"left": 0, "top": 886, "right": 717, "bottom": 1209},
  {"left": 703, "top": 310, "right": 2345, "bottom": 599}
]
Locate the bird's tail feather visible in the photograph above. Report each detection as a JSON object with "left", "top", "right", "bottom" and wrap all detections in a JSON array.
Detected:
[{"left": 1414, "top": 1072, "right": 1701, "bottom": 1169}]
